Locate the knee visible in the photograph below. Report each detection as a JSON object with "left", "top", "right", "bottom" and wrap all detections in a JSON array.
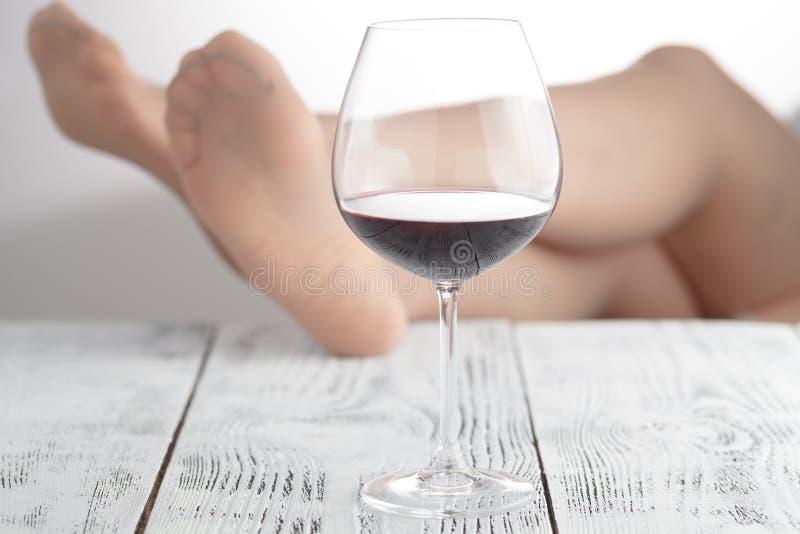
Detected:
[
  {"left": 206, "top": 29, "right": 248, "bottom": 49},
  {"left": 635, "top": 46, "right": 736, "bottom": 117},
  {"left": 636, "top": 45, "right": 725, "bottom": 85}
]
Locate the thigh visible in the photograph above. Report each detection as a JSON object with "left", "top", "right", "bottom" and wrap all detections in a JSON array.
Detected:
[
  {"left": 749, "top": 287, "right": 800, "bottom": 321},
  {"left": 539, "top": 47, "right": 718, "bottom": 251},
  {"left": 404, "top": 237, "right": 698, "bottom": 321},
  {"left": 662, "top": 83, "right": 800, "bottom": 316},
  {"left": 457, "top": 241, "right": 642, "bottom": 320},
  {"left": 600, "top": 241, "right": 700, "bottom": 318},
  {"left": 461, "top": 239, "right": 699, "bottom": 321}
]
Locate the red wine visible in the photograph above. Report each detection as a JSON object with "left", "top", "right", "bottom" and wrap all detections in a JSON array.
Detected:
[{"left": 340, "top": 189, "right": 552, "bottom": 281}]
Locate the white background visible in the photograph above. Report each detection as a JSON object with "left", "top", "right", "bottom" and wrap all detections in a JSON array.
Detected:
[{"left": 1, "top": 0, "right": 799, "bottom": 321}]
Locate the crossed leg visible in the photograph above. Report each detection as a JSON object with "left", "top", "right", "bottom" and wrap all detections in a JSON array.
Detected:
[{"left": 28, "top": 3, "right": 800, "bottom": 354}]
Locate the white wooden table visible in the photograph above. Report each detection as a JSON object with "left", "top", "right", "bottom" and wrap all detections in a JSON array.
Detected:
[{"left": 2, "top": 320, "right": 800, "bottom": 533}]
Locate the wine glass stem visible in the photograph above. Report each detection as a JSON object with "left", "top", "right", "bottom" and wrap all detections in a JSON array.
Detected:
[{"left": 428, "top": 280, "right": 468, "bottom": 473}]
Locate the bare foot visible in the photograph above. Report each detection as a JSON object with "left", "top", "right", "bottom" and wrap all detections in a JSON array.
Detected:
[
  {"left": 28, "top": 2, "right": 179, "bottom": 192},
  {"left": 28, "top": 6, "right": 407, "bottom": 353},
  {"left": 166, "top": 31, "right": 407, "bottom": 354}
]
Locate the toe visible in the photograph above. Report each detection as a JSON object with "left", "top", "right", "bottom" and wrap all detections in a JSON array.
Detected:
[
  {"left": 169, "top": 130, "right": 198, "bottom": 170},
  {"left": 29, "top": 2, "right": 87, "bottom": 39},
  {"left": 165, "top": 93, "right": 200, "bottom": 169},
  {"left": 165, "top": 97, "right": 199, "bottom": 135},
  {"left": 31, "top": 2, "right": 80, "bottom": 27},
  {"left": 167, "top": 51, "right": 212, "bottom": 123},
  {"left": 204, "top": 30, "right": 280, "bottom": 73},
  {"left": 166, "top": 50, "right": 214, "bottom": 169},
  {"left": 28, "top": 2, "right": 123, "bottom": 81},
  {"left": 201, "top": 30, "right": 282, "bottom": 98},
  {"left": 205, "top": 56, "right": 274, "bottom": 99},
  {"left": 28, "top": 4, "right": 85, "bottom": 67}
]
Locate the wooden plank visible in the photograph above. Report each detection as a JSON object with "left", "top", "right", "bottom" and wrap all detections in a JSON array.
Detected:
[
  {"left": 0, "top": 322, "right": 209, "bottom": 533},
  {"left": 516, "top": 320, "right": 800, "bottom": 532},
  {"left": 147, "top": 320, "right": 553, "bottom": 533}
]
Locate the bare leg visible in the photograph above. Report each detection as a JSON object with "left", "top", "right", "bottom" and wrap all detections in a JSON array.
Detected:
[
  {"left": 542, "top": 47, "right": 800, "bottom": 317},
  {"left": 28, "top": 5, "right": 799, "bottom": 355},
  {"left": 161, "top": 33, "right": 684, "bottom": 346},
  {"left": 28, "top": 4, "right": 642, "bottom": 354},
  {"left": 322, "top": 46, "right": 800, "bottom": 318}
]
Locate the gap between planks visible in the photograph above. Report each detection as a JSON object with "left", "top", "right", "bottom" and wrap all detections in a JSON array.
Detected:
[
  {"left": 134, "top": 326, "right": 218, "bottom": 533},
  {"left": 510, "top": 322, "right": 560, "bottom": 534}
]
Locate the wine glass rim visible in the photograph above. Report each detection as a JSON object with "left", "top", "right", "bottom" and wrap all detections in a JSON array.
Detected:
[{"left": 367, "top": 18, "right": 522, "bottom": 31}]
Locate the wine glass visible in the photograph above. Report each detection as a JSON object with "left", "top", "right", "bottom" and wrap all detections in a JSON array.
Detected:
[{"left": 332, "top": 18, "right": 561, "bottom": 518}]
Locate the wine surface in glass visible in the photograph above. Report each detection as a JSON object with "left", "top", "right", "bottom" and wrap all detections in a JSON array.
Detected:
[{"left": 340, "top": 189, "right": 551, "bottom": 281}]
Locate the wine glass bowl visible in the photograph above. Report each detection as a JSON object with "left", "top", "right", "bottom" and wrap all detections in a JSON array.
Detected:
[
  {"left": 339, "top": 189, "right": 553, "bottom": 281},
  {"left": 333, "top": 18, "right": 561, "bottom": 518}
]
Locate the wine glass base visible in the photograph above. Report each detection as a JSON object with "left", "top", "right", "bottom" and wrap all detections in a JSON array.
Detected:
[{"left": 360, "top": 467, "right": 535, "bottom": 518}]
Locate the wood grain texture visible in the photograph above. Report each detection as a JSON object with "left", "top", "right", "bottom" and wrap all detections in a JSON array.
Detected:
[
  {"left": 147, "top": 320, "right": 552, "bottom": 533},
  {"left": 516, "top": 320, "right": 800, "bottom": 533},
  {"left": 0, "top": 323, "right": 209, "bottom": 533}
]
